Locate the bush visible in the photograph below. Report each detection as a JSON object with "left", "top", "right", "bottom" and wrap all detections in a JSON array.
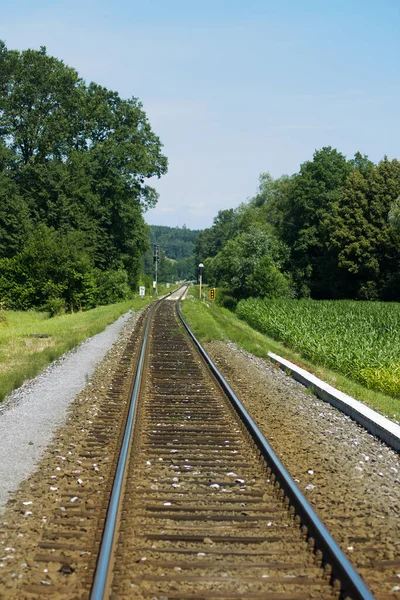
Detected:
[
  {"left": 0, "top": 226, "right": 98, "bottom": 311},
  {"left": 43, "top": 297, "right": 66, "bottom": 317},
  {"left": 210, "top": 229, "right": 293, "bottom": 300},
  {"left": 95, "top": 269, "right": 131, "bottom": 305},
  {"left": 216, "top": 289, "right": 238, "bottom": 311}
]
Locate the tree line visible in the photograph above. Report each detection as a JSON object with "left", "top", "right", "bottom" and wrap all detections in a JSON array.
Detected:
[
  {"left": 0, "top": 42, "right": 167, "bottom": 313},
  {"left": 195, "top": 147, "right": 400, "bottom": 303},
  {"left": 142, "top": 225, "right": 200, "bottom": 284}
]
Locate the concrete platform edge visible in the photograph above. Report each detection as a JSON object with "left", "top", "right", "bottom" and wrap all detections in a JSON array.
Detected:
[{"left": 268, "top": 351, "right": 400, "bottom": 453}]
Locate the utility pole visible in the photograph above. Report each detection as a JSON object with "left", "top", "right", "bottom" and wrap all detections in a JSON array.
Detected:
[{"left": 153, "top": 244, "right": 159, "bottom": 295}]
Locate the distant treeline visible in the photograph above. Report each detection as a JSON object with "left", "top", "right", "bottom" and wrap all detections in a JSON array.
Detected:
[
  {"left": 143, "top": 225, "right": 200, "bottom": 283},
  {"left": 0, "top": 41, "right": 167, "bottom": 313},
  {"left": 196, "top": 147, "right": 400, "bottom": 303}
]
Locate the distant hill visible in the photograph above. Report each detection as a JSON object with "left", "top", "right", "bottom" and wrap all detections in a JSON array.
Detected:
[{"left": 143, "top": 225, "right": 201, "bottom": 282}]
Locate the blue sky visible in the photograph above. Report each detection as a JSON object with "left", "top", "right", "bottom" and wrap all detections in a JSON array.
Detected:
[{"left": 2, "top": 0, "right": 399, "bottom": 229}]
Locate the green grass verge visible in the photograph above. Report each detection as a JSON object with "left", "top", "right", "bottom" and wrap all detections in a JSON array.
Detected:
[
  {"left": 0, "top": 295, "right": 153, "bottom": 402},
  {"left": 181, "top": 293, "right": 399, "bottom": 421}
]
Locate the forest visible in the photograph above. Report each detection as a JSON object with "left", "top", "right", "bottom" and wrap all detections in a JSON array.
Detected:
[
  {"left": 196, "top": 148, "right": 400, "bottom": 303},
  {"left": 143, "top": 225, "right": 200, "bottom": 284},
  {"left": 0, "top": 41, "right": 167, "bottom": 313}
]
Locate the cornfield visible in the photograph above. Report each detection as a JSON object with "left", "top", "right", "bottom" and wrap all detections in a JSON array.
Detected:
[{"left": 236, "top": 298, "right": 400, "bottom": 398}]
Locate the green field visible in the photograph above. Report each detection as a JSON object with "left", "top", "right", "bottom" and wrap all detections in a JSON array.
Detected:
[
  {"left": 181, "top": 291, "right": 399, "bottom": 420},
  {"left": 0, "top": 296, "right": 153, "bottom": 402},
  {"left": 236, "top": 298, "right": 400, "bottom": 399}
]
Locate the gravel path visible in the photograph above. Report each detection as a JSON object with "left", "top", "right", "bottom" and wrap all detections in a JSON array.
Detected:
[{"left": 0, "top": 309, "right": 139, "bottom": 513}]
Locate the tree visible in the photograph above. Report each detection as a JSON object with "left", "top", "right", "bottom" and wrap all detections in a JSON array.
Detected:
[
  {"left": 325, "top": 157, "right": 400, "bottom": 299},
  {"left": 0, "top": 41, "right": 168, "bottom": 309},
  {"left": 0, "top": 225, "right": 96, "bottom": 311},
  {"left": 389, "top": 196, "right": 400, "bottom": 232},
  {"left": 158, "top": 252, "right": 178, "bottom": 283},
  {"left": 370, "top": 158, "right": 400, "bottom": 299},
  {"left": 272, "top": 147, "right": 353, "bottom": 297},
  {"left": 0, "top": 142, "right": 30, "bottom": 258},
  {"left": 194, "top": 209, "right": 239, "bottom": 265},
  {"left": 142, "top": 225, "right": 200, "bottom": 282},
  {"left": 0, "top": 42, "right": 83, "bottom": 164},
  {"left": 210, "top": 229, "right": 292, "bottom": 299},
  {"left": 194, "top": 147, "right": 400, "bottom": 303}
]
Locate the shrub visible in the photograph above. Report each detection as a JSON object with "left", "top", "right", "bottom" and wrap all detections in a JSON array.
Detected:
[
  {"left": 216, "top": 289, "right": 238, "bottom": 311},
  {"left": 95, "top": 269, "right": 131, "bottom": 305},
  {"left": 0, "top": 226, "right": 98, "bottom": 311},
  {"left": 43, "top": 297, "right": 66, "bottom": 317}
]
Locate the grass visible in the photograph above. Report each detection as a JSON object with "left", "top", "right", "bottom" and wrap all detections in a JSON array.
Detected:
[
  {"left": 0, "top": 295, "right": 153, "bottom": 402},
  {"left": 181, "top": 291, "right": 399, "bottom": 421}
]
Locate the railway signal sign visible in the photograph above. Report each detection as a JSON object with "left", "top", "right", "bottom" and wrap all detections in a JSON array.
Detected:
[{"left": 209, "top": 288, "right": 216, "bottom": 301}]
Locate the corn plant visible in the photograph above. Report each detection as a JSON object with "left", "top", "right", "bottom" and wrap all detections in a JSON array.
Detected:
[{"left": 236, "top": 298, "right": 400, "bottom": 398}]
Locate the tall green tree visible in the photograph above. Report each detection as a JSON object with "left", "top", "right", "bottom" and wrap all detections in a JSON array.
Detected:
[
  {"left": 0, "top": 41, "right": 168, "bottom": 310},
  {"left": 325, "top": 157, "right": 400, "bottom": 299},
  {"left": 0, "top": 142, "right": 30, "bottom": 258},
  {"left": 210, "top": 229, "right": 292, "bottom": 299},
  {"left": 389, "top": 196, "right": 400, "bottom": 232},
  {"left": 0, "top": 42, "right": 83, "bottom": 164},
  {"left": 272, "top": 147, "right": 353, "bottom": 297},
  {"left": 196, "top": 148, "right": 400, "bottom": 303},
  {"left": 194, "top": 208, "right": 239, "bottom": 265}
]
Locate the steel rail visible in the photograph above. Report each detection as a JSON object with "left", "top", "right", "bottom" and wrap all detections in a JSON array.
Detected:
[
  {"left": 90, "top": 287, "right": 186, "bottom": 600},
  {"left": 176, "top": 301, "right": 375, "bottom": 600},
  {"left": 90, "top": 303, "right": 154, "bottom": 600}
]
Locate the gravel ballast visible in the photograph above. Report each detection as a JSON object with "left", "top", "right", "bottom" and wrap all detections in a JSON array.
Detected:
[
  {"left": 204, "top": 341, "right": 400, "bottom": 597},
  {"left": 0, "top": 309, "right": 139, "bottom": 513}
]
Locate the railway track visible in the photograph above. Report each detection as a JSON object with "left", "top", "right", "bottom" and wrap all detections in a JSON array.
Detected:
[
  {"left": 92, "top": 290, "right": 372, "bottom": 600},
  {"left": 0, "top": 289, "right": 376, "bottom": 599}
]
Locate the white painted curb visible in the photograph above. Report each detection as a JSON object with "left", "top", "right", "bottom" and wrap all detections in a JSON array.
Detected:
[{"left": 268, "top": 352, "right": 400, "bottom": 453}]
